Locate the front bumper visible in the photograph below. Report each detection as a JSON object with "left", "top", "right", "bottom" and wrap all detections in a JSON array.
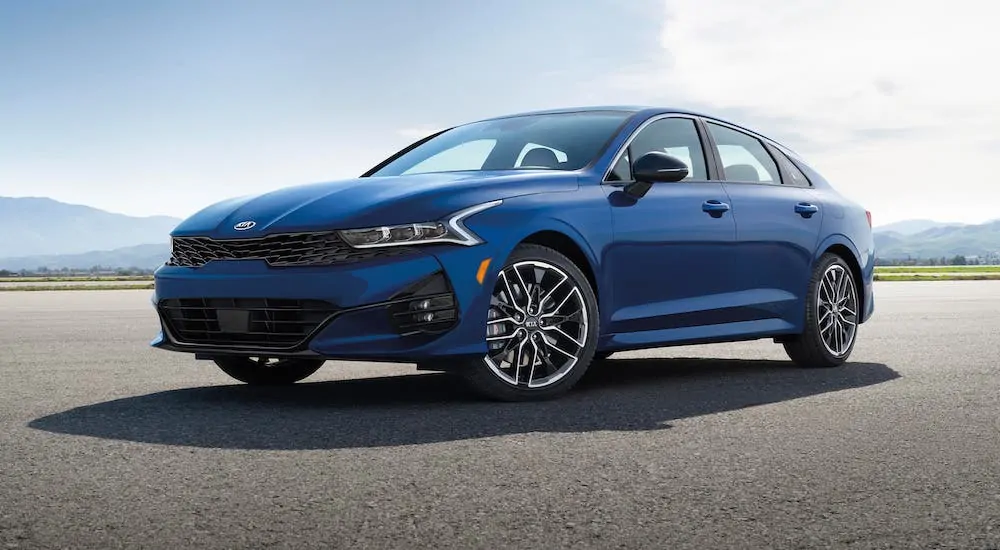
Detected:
[{"left": 151, "top": 245, "right": 501, "bottom": 361}]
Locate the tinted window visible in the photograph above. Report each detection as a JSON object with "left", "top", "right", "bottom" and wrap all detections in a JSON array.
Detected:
[
  {"left": 402, "top": 139, "right": 496, "bottom": 174},
  {"left": 607, "top": 150, "right": 631, "bottom": 181},
  {"left": 369, "top": 111, "right": 631, "bottom": 177},
  {"left": 770, "top": 147, "right": 812, "bottom": 187},
  {"left": 707, "top": 122, "right": 781, "bottom": 184},
  {"left": 608, "top": 117, "right": 708, "bottom": 181}
]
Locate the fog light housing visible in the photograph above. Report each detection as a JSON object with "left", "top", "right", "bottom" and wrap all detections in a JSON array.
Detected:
[{"left": 388, "top": 272, "right": 459, "bottom": 335}]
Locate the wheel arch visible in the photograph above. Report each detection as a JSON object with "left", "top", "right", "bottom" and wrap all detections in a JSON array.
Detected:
[
  {"left": 815, "top": 235, "right": 865, "bottom": 322},
  {"left": 519, "top": 229, "right": 601, "bottom": 304}
]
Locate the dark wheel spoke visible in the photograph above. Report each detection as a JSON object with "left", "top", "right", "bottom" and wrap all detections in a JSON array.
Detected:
[
  {"left": 512, "top": 264, "right": 533, "bottom": 312},
  {"left": 497, "top": 270, "right": 526, "bottom": 313},
  {"left": 542, "top": 334, "right": 577, "bottom": 360},
  {"left": 542, "top": 324, "right": 584, "bottom": 348}
]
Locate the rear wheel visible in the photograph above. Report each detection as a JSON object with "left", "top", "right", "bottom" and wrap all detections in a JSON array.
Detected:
[
  {"left": 783, "top": 253, "right": 860, "bottom": 368},
  {"left": 461, "top": 244, "right": 599, "bottom": 401},
  {"left": 214, "top": 356, "right": 325, "bottom": 385}
]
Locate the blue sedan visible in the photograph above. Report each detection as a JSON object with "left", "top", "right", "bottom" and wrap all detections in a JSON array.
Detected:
[{"left": 152, "top": 106, "right": 875, "bottom": 401}]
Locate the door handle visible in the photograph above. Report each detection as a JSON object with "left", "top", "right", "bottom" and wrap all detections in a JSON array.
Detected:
[
  {"left": 795, "top": 202, "right": 819, "bottom": 218},
  {"left": 702, "top": 200, "right": 730, "bottom": 218}
]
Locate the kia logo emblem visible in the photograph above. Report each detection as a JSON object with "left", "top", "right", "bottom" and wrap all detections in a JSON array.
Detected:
[{"left": 233, "top": 220, "right": 256, "bottom": 231}]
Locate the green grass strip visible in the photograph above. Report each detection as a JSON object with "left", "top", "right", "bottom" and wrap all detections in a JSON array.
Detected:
[
  {"left": 875, "top": 274, "right": 1000, "bottom": 281},
  {"left": 876, "top": 265, "right": 1000, "bottom": 273}
]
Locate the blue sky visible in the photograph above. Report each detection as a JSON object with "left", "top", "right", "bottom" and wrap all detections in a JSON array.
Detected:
[
  {"left": 1, "top": 0, "right": 658, "bottom": 218},
  {"left": 2, "top": 0, "right": 996, "bottom": 225}
]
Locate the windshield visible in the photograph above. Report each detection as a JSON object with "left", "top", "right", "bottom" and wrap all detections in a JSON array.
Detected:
[{"left": 367, "top": 111, "right": 633, "bottom": 177}]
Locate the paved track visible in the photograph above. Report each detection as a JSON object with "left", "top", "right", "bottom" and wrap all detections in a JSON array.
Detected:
[{"left": 2, "top": 282, "right": 999, "bottom": 549}]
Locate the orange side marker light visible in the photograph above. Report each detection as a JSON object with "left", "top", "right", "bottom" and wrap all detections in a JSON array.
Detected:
[{"left": 476, "top": 258, "right": 492, "bottom": 285}]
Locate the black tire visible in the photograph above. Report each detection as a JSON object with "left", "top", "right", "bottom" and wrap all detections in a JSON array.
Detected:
[
  {"left": 214, "top": 357, "right": 325, "bottom": 385},
  {"left": 582, "top": 350, "right": 615, "bottom": 377},
  {"left": 461, "top": 243, "right": 600, "bottom": 401},
  {"left": 783, "top": 253, "right": 859, "bottom": 368}
]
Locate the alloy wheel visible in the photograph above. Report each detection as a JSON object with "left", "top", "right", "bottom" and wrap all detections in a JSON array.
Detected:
[
  {"left": 817, "top": 264, "right": 858, "bottom": 357},
  {"left": 483, "top": 260, "right": 589, "bottom": 388}
]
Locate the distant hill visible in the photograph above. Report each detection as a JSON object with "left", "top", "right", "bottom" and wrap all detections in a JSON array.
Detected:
[
  {"left": 0, "top": 243, "right": 171, "bottom": 271},
  {"left": 0, "top": 197, "right": 180, "bottom": 258},
  {"left": 875, "top": 220, "right": 1000, "bottom": 260},
  {"left": 873, "top": 219, "right": 966, "bottom": 236}
]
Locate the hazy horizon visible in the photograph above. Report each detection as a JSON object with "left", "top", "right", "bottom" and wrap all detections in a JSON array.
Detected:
[{"left": 2, "top": 0, "right": 998, "bottom": 225}]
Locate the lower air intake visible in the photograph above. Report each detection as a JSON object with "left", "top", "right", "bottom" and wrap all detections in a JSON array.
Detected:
[{"left": 159, "top": 298, "right": 336, "bottom": 349}]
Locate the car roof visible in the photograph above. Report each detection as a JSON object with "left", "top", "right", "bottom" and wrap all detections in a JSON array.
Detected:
[{"left": 476, "top": 105, "right": 797, "bottom": 157}]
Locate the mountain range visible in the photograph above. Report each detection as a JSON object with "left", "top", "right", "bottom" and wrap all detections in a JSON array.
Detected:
[
  {"left": 874, "top": 221, "right": 1000, "bottom": 260},
  {"left": 0, "top": 196, "right": 997, "bottom": 269},
  {"left": 0, "top": 243, "right": 171, "bottom": 271},
  {"left": 871, "top": 219, "right": 968, "bottom": 236},
  {"left": 0, "top": 197, "right": 180, "bottom": 258}
]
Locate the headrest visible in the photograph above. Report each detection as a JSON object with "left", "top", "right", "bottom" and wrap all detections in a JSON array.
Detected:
[
  {"left": 724, "top": 164, "right": 760, "bottom": 182},
  {"left": 520, "top": 147, "right": 560, "bottom": 169}
]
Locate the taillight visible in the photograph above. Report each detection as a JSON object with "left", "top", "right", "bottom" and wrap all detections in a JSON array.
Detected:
[{"left": 865, "top": 210, "right": 872, "bottom": 228}]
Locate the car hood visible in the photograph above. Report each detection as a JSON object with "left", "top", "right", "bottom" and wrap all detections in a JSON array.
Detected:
[{"left": 172, "top": 170, "right": 579, "bottom": 238}]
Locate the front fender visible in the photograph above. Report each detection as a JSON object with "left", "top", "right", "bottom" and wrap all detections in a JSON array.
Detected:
[{"left": 425, "top": 187, "right": 612, "bottom": 355}]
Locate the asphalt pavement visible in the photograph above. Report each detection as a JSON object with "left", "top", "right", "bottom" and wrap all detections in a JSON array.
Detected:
[{"left": 1, "top": 282, "right": 999, "bottom": 549}]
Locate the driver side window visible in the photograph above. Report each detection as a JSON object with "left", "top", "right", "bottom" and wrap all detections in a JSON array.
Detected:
[{"left": 608, "top": 117, "right": 708, "bottom": 181}]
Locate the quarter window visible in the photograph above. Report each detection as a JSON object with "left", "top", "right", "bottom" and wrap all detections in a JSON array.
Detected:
[
  {"left": 607, "top": 117, "right": 708, "bottom": 181},
  {"left": 608, "top": 151, "right": 631, "bottom": 181},
  {"left": 770, "top": 147, "right": 812, "bottom": 187},
  {"left": 706, "top": 122, "right": 781, "bottom": 184}
]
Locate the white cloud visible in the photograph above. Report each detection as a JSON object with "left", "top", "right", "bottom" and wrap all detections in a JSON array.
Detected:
[{"left": 614, "top": 0, "right": 1000, "bottom": 224}]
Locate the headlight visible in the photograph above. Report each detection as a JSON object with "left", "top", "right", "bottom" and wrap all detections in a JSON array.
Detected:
[{"left": 339, "top": 200, "right": 502, "bottom": 249}]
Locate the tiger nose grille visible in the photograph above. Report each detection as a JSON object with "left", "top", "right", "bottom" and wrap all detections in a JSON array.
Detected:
[
  {"left": 168, "top": 232, "right": 413, "bottom": 268},
  {"left": 158, "top": 298, "right": 337, "bottom": 349}
]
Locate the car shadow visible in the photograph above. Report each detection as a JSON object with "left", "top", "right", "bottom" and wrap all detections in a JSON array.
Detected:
[{"left": 29, "top": 358, "right": 898, "bottom": 450}]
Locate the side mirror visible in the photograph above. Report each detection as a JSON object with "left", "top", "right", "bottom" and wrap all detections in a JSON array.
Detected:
[
  {"left": 624, "top": 152, "right": 689, "bottom": 199},
  {"left": 633, "top": 152, "right": 689, "bottom": 183}
]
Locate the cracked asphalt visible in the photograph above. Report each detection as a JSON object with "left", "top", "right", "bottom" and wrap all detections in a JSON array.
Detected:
[{"left": 2, "top": 282, "right": 999, "bottom": 549}]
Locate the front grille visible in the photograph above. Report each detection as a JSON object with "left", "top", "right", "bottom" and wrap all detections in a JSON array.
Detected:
[
  {"left": 159, "top": 298, "right": 336, "bottom": 349},
  {"left": 168, "top": 232, "right": 413, "bottom": 268}
]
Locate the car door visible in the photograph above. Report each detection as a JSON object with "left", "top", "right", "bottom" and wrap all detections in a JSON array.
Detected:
[
  {"left": 602, "top": 115, "right": 740, "bottom": 338},
  {"left": 702, "top": 119, "right": 824, "bottom": 328}
]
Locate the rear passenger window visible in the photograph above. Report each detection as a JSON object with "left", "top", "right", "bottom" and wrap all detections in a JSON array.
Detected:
[
  {"left": 608, "top": 117, "right": 708, "bottom": 181},
  {"left": 770, "top": 147, "right": 812, "bottom": 187},
  {"left": 706, "top": 122, "right": 781, "bottom": 184}
]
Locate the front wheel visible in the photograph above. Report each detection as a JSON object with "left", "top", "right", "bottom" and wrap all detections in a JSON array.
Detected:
[
  {"left": 214, "top": 357, "right": 325, "bottom": 385},
  {"left": 783, "top": 253, "right": 860, "bottom": 368},
  {"left": 461, "top": 244, "right": 600, "bottom": 401}
]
